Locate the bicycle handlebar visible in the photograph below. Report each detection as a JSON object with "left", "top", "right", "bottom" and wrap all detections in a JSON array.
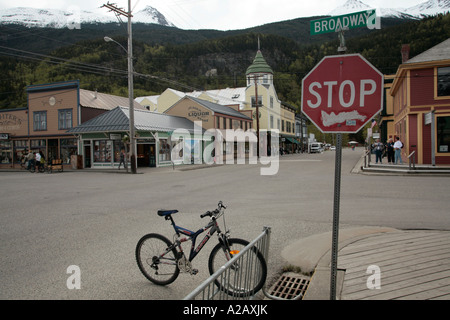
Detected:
[{"left": 200, "top": 201, "right": 226, "bottom": 219}]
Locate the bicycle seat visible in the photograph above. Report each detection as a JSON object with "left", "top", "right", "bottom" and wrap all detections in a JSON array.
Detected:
[{"left": 157, "top": 209, "right": 178, "bottom": 217}]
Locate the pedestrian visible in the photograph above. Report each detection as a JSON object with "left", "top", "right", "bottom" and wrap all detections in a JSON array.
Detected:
[
  {"left": 385, "top": 138, "right": 395, "bottom": 164},
  {"left": 118, "top": 148, "right": 127, "bottom": 170},
  {"left": 35, "top": 151, "right": 41, "bottom": 171},
  {"left": 394, "top": 136, "right": 403, "bottom": 164},
  {"left": 374, "top": 138, "right": 384, "bottom": 164},
  {"left": 39, "top": 151, "right": 45, "bottom": 168},
  {"left": 26, "top": 150, "right": 35, "bottom": 170}
]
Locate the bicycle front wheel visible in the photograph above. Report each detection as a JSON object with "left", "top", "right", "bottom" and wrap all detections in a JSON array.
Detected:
[
  {"left": 208, "top": 238, "right": 267, "bottom": 297},
  {"left": 135, "top": 233, "right": 180, "bottom": 285}
]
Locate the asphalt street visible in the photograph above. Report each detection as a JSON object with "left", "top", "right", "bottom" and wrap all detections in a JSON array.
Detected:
[{"left": 1, "top": 147, "right": 449, "bottom": 300}]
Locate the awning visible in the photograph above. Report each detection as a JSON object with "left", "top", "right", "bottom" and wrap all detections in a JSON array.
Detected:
[{"left": 284, "top": 137, "right": 300, "bottom": 144}]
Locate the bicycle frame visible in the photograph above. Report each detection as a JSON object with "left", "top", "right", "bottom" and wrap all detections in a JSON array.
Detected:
[{"left": 166, "top": 214, "right": 222, "bottom": 262}]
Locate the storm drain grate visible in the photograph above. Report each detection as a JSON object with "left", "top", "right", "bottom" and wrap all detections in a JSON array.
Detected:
[{"left": 267, "top": 272, "right": 310, "bottom": 300}]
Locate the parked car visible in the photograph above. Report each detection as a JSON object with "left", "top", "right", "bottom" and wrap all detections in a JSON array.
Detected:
[{"left": 309, "top": 142, "right": 323, "bottom": 153}]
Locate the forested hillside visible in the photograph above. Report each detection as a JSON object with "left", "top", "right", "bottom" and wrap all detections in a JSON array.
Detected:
[{"left": 0, "top": 13, "right": 449, "bottom": 110}]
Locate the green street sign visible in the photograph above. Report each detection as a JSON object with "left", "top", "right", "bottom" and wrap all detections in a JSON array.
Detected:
[{"left": 310, "top": 9, "right": 377, "bottom": 35}]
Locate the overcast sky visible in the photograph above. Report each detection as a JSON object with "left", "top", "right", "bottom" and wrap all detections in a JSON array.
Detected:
[{"left": 0, "top": 0, "right": 426, "bottom": 30}]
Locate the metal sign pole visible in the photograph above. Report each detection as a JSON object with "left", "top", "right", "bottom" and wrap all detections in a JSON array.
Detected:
[
  {"left": 330, "top": 27, "right": 346, "bottom": 301},
  {"left": 330, "top": 132, "right": 342, "bottom": 300}
]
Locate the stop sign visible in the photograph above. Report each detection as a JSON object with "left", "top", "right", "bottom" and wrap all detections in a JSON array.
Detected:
[{"left": 301, "top": 54, "right": 383, "bottom": 133}]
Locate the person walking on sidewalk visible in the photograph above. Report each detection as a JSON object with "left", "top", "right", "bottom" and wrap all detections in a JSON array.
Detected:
[
  {"left": 394, "top": 136, "right": 403, "bottom": 164},
  {"left": 118, "top": 148, "right": 127, "bottom": 170}
]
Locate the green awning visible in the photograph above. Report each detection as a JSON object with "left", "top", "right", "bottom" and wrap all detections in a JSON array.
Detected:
[{"left": 285, "top": 137, "right": 300, "bottom": 144}]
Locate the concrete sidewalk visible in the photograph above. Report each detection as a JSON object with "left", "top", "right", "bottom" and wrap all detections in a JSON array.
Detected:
[{"left": 282, "top": 227, "right": 450, "bottom": 300}]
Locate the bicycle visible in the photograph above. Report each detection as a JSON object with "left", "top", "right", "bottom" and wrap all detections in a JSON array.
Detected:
[
  {"left": 135, "top": 201, "right": 267, "bottom": 297},
  {"left": 29, "top": 160, "right": 52, "bottom": 173}
]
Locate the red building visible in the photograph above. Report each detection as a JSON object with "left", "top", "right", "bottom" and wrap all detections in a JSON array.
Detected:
[{"left": 390, "top": 38, "right": 450, "bottom": 165}]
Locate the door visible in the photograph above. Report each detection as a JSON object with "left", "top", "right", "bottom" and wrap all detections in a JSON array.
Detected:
[
  {"left": 149, "top": 144, "right": 156, "bottom": 167},
  {"left": 48, "top": 139, "right": 58, "bottom": 161},
  {"left": 84, "top": 145, "right": 91, "bottom": 168}
]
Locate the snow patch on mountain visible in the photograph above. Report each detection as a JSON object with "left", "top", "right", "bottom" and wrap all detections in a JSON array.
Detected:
[
  {"left": 328, "top": 0, "right": 449, "bottom": 18},
  {"left": 0, "top": 6, "right": 175, "bottom": 28}
]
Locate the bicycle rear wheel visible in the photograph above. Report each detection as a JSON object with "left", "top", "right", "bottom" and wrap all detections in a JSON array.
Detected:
[
  {"left": 135, "top": 233, "right": 180, "bottom": 285},
  {"left": 208, "top": 238, "right": 267, "bottom": 297}
]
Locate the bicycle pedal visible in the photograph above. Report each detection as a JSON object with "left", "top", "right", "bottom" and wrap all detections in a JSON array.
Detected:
[{"left": 191, "top": 269, "right": 199, "bottom": 275}]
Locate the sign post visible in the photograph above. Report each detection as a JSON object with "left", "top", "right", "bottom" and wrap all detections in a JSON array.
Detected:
[{"left": 301, "top": 51, "right": 383, "bottom": 299}]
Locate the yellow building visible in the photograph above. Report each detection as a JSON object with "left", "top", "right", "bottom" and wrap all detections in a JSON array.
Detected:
[
  {"left": 379, "top": 74, "right": 396, "bottom": 142},
  {"left": 135, "top": 49, "right": 297, "bottom": 152},
  {"left": 244, "top": 50, "right": 297, "bottom": 152}
]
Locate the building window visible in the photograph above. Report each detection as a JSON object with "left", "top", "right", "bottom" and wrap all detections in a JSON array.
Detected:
[
  {"left": 216, "top": 116, "right": 220, "bottom": 129},
  {"left": 437, "top": 116, "right": 450, "bottom": 153},
  {"left": 14, "top": 140, "right": 28, "bottom": 165},
  {"left": 58, "top": 109, "right": 73, "bottom": 130},
  {"left": 270, "top": 115, "right": 274, "bottom": 129},
  {"left": 33, "top": 111, "right": 47, "bottom": 131},
  {"left": 282, "top": 120, "right": 285, "bottom": 132},
  {"left": 223, "top": 117, "right": 227, "bottom": 129},
  {"left": 30, "top": 139, "right": 46, "bottom": 152},
  {"left": 270, "top": 96, "right": 274, "bottom": 108},
  {"left": 277, "top": 119, "right": 280, "bottom": 130},
  {"left": 60, "top": 138, "right": 77, "bottom": 164},
  {"left": 94, "top": 140, "right": 112, "bottom": 163},
  {"left": 437, "top": 67, "right": 450, "bottom": 97},
  {"left": 251, "top": 96, "right": 263, "bottom": 108},
  {"left": 159, "top": 138, "right": 171, "bottom": 162},
  {"left": 0, "top": 140, "right": 12, "bottom": 164}
]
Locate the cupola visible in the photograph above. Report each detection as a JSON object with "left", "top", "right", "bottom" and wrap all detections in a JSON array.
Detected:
[{"left": 246, "top": 50, "right": 273, "bottom": 86}]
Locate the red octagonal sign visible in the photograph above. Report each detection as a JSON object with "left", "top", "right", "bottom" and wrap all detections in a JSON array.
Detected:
[{"left": 301, "top": 54, "right": 384, "bottom": 133}]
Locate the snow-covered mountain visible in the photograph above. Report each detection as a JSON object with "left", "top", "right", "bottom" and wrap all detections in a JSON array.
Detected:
[
  {"left": 328, "top": 0, "right": 372, "bottom": 16},
  {"left": 0, "top": 5, "right": 175, "bottom": 28},
  {"left": 404, "top": 0, "right": 450, "bottom": 17},
  {"left": 329, "top": 0, "right": 450, "bottom": 18}
]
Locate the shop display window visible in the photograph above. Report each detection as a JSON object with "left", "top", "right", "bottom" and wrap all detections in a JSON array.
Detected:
[
  {"left": 60, "top": 138, "right": 77, "bottom": 163},
  {"left": 437, "top": 116, "right": 450, "bottom": 153}
]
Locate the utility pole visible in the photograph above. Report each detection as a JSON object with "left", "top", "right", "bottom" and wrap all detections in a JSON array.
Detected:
[
  {"left": 254, "top": 75, "right": 260, "bottom": 158},
  {"left": 102, "top": 1, "right": 137, "bottom": 174}
]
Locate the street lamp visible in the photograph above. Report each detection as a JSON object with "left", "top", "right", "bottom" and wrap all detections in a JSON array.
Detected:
[
  {"left": 103, "top": 34, "right": 136, "bottom": 173},
  {"left": 104, "top": 36, "right": 127, "bottom": 53}
]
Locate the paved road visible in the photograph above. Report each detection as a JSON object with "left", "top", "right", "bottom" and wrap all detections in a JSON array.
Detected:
[{"left": 1, "top": 147, "right": 449, "bottom": 299}]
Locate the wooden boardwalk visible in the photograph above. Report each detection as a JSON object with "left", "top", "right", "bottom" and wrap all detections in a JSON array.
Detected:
[{"left": 338, "top": 230, "right": 450, "bottom": 300}]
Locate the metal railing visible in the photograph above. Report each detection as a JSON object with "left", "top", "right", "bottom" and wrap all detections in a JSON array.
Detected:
[
  {"left": 364, "top": 149, "right": 371, "bottom": 168},
  {"left": 408, "top": 151, "right": 416, "bottom": 170},
  {"left": 184, "top": 227, "right": 271, "bottom": 300}
]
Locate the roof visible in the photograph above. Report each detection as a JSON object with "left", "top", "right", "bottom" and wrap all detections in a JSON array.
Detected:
[
  {"left": 186, "top": 96, "right": 252, "bottom": 120},
  {"left": 79, "top": 89, "right": 145, "bottom": 111},
  {"left": 67, "top": 106, "right": 199, "bottom": 134},
  {"left": 189, "top": 87, "right": 247, "bottom": 108},
  {"left": 246, "top": 50, "right": 273, "bottom": 75},
  {"left": 406, "top": 38, "right": 450, "bottom": 64}
]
